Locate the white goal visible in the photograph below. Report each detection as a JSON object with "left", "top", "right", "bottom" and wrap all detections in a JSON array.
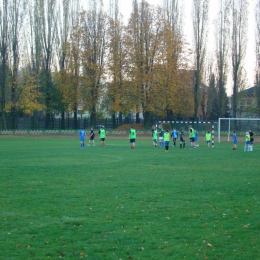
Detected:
[{"left": 218, "top": 118, "right": 260, "bottom": 142}]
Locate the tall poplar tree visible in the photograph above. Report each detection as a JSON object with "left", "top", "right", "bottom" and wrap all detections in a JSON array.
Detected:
[
  {"left": 81, "top": 0, "right": 108, "bottom": 127},
  {"left": 9, "top": 0, "right": 25, "bottom": 128},
  {"left": 231, "top": 0, "right": 248, "bottom": 118},
  {"left": 107, "top": 0, "right": 125, "bottom": 127},
  {"left": 192, "top": 0, "right": 209, "bottom": 120},
  {"left": 126, "top": 0, "right": 163, "bottom": 127},
  {"left": 55, "top": 0, "right": 80, "bottom": 129},
  {"left": 255, "top": 0, "right": 260, "bottom": 116},
  {"left": 0, "top": 0, "right": 9, "bottom": 129},
  {"left": 215, "top": 0, "right": 231, "bottom": 118},
  {"left": 39, "top": 0, "right": 58, "bottom": 129}
]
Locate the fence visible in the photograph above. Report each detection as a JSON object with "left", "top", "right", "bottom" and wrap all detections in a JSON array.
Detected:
[
  {"left": 0, "top": 116, "right": 145, "bottom": 130},
  {"left": 158, "top": 120, "right": 218, "bottom": 132}
]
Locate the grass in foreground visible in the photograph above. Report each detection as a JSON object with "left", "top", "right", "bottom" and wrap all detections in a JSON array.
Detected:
[{"left": 0, "top": 138, "right": 259, "bottom": 260}]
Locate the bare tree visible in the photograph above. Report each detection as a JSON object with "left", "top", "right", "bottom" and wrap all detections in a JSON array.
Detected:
[
  {"left": 0, "top": 0, "right": 9, "bottom": 129},
  {"left": 215, "top": 0, "right": 231, "bottom": 118},
  {"left": 231, "top": 0, "right": 248, "bottom": 118},
  {"left": 8, "top": 0, "right": 25, "bottom": 128},
  {"left": 163, "top": 0, "right": 183, "bottom": 36},
  {"left": 56, "top": 0, "right": 80, "bottom": 129},
  {"left": 255, "top": 0, "right": 260, "bottom": 116},
  {"left": 27, "top": 0, "right": 44, "bottom": 73},
  {"left": 192, "top": 0, "right": 209, "bottom": 120},
  {"left": 38, "top": 0, "right": 58, "bottom": 129}
]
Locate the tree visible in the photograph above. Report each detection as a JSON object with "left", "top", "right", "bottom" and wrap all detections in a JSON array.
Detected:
[
  {"left": 39, "top": 0, "right": 58, "bottom": 129},
  {"left": 231, "top": 0, "right": 248, "bottom": 118},
  {"left": 107, "top": 0, "right": 126, "bottom": 127},
  {"left": 8, "top": 0, "right": 25, "bottom": 129},
  {"left": 154, "top": 18, "right": 194, "bottom": 120},
  {"left": 126, "top": 0, "right": 164, "bottom": 127},
  {"left": 58, "top": 23, "right": 82, "bottom": 129},
  {"left": 208, "top": 73, "right": 219, "bottom": 120},
  {"left": 0, "top": 0, "right": 9, "bottom": 129},
  {"left": 192, "top": 0, "right": 209, "bottom": 120},
  {"left": 161, "top": 0, "right": 194, "bottom": 120},
  {"left": 27, "top": 0, "right": 43, "bottom": 73},
  {"left": 80, "top": 1, "right": 108, "bottom": 127},
  {"left": 215, "top": 0, "right": 231, "bottom": 118},
  {"left": 163, "top": 0, "right": 183, "bottom": 35},
  {"left": 15, "top": 69, "right": 45, "bottom": 115},
  {"left": 255, "top": 0, "right": 260, "bottom": 116},
  {"left": 55, "top": 0, "right": 80, "bottom": 129}
]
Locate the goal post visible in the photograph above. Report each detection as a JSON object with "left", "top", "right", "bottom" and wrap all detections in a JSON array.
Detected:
[{"left": 218, "top": 118, "right": 260, "bottom": 142}]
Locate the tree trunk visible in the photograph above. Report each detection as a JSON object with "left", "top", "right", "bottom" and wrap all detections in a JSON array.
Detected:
[
  {"left": 112, "top": 113, "right": 116, "bottom": 129},
  {"left": 90, "top": 106, "right": 96, "bottom": 128},
  {"left": 166, "top": 109, "right": 173, "bottom": 121},
  {"left": 46, "top": 113, "right": 51, "bottom": 129},
  {"left": 119, "top": 112, "right": 123, "bottom": 126},
  {"left": 61, "top": 111, "right": 65, "bottom": 129},
  {"left": 143, "top": 111, "right": 150, "bottom": 129},
  {"left": 74, "top": 111, "right": 77, "bottom": 129},
  {"left": 136, "top": 112, "right": 140, "bottom": 124},
  {"left": 11, "top": 75, "right": 17, "bottom": 129}
]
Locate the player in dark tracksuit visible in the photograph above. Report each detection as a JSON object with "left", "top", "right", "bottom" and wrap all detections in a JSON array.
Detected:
[{"left": 249, "top": 129, "right": 254, "bottom": 151}]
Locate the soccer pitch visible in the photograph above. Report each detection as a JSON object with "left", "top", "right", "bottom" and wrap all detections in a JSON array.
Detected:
[{"left": 0, "top": 138, "right": 259, "bottom": 259}]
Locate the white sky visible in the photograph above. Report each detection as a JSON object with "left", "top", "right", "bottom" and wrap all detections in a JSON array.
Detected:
[{"left": 103, "top": 0, "right": 257, "bottom": 95}]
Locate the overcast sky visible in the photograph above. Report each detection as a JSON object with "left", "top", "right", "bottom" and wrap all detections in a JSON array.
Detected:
[{"left": 102, "top": 0, "right": 257, "bottom": 95}]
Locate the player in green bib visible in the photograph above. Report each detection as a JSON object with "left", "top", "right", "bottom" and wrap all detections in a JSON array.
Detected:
[
  {"left": 99, "top": 126, "right": 106, "bottom": 147},
  {"left": 129, "top": 126, "right": 136, "bottom": 149},
  {"left": 244, "top": 132, "right": 250, "bottom": 151},
  {"left": 205, "top": 130, "right": 211, "bottom": 148},
  {"left": 164, "top": 129, "right": 170, "bottom": 152},
  {"left": 189, "top": 125, "right": 196, "bottom": 149}
]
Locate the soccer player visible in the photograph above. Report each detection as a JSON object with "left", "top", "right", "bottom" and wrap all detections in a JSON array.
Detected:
[
  {"left": 99, "top": 126, "right": 106, "bottom": 147},
  {"left": 232, "top": 130, "right": 237, "bottom": 150},
  {"left": 158, "top": 125, "right": 164, "bottom": 147},
  {"left": 171, "top": 127, "right": 178, "bottom": 147},
  {"left": 179, "top": 127, "right": 185, "bottom": 149},
  {"left": 88, "top": 126, "right": 95, "bottom": 146},
  {"left": 129, "top": 126, "right": 136, "bottom": 149},
  {"left": 248, "top": 129, "right": 254, "bottom": 151},
  {"left": 164, "top": 129, "right": 170, "bottom": 152},
  {"left": 205, "top": 130, "right": 211, "bottom": 148},
  {"left": 244, "top": 132, "right": 250, "bottom": 151},
  {"left": 188, "top": 125, "right": 195, "bottom": 149},
  {"left": 78, "top": 127, "right": 86, "bottom": 149},
  {"left": 152, "top": 126, "right": 158, "bottom": 147}
]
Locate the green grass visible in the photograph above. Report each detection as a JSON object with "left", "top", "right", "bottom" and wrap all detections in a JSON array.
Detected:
[{"left": 0, "top": 138, "right": 259, "bottom": 260}]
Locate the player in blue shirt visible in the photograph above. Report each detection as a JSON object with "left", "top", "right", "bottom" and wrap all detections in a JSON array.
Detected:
[
  {"left": 78, "top": 127, "right": 86, "bottom": 149},
  {"left": 171, "top": 127, "right": 178, "bottom": 147},
  {"left": 232, "top": 130, "right": 237, "bottom": 150}
]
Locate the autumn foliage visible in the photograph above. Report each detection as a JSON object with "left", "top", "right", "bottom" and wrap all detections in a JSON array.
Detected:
[{"left": 0, "top": 0, "right": 194, "bottom": 129}]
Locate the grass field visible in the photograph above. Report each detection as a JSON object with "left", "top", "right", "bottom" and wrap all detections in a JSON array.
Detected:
[{"left": 0, "top": 138, "right": 259, "bottom": 260}]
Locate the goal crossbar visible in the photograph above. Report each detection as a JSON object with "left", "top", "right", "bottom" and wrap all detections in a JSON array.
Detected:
[{"left": 218, "top": 118, "right": 260, "bottom": 142}]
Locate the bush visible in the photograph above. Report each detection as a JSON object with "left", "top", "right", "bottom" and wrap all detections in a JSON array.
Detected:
[{"left": 162, "top": 123, "right": 171, "bottom": 131}]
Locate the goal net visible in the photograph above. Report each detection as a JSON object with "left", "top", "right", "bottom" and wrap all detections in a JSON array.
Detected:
[{"left": 218, "top": 118, "right": 260, "bottom": 142}]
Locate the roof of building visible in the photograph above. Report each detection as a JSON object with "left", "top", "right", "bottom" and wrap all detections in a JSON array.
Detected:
[{"left": 239, "top": 87, "right": 255, "bottom": 97}]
